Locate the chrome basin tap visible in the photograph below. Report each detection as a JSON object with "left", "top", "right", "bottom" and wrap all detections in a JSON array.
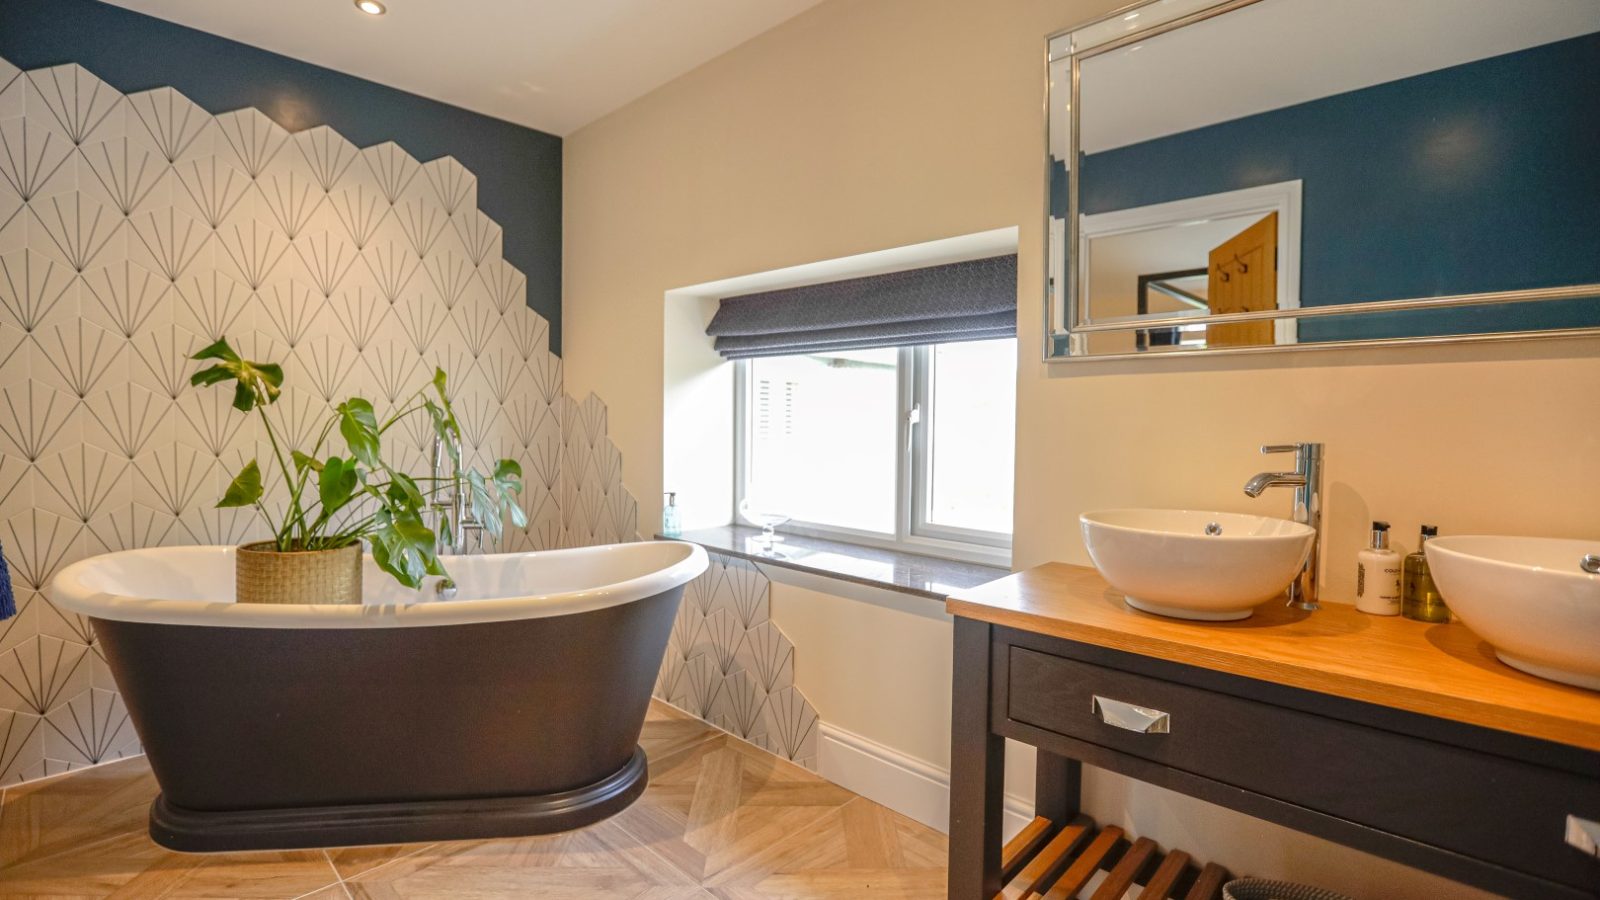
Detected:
[{"left": 1243, "top": 442, "right": 1323, "bottom": 610}]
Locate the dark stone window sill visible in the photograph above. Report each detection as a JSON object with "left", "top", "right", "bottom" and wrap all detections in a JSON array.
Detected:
[{"left": 657, "top": 525, "right": 1009, "bottom": 601}]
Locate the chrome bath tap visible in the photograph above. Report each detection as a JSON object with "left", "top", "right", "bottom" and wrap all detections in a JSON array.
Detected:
[
  {"left": 429, "top": 431, "right": 485, "bottom": 557},
  {"left": 1243, "top": 442, "right": 1323, "bottom": 611}
]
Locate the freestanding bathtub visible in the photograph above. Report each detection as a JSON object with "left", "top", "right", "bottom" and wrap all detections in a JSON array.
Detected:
[{"left": 49, "top": 540, "right": 707, "bottom": 852}]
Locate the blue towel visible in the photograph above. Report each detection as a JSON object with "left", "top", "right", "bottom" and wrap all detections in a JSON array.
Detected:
[{"left": 0, "top": 543, "right": 13, "bottom": 620}]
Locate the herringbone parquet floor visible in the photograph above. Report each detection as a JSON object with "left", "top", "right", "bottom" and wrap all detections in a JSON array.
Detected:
[{"left": 0, "top": 702, "right": 948, "bottom": 899}]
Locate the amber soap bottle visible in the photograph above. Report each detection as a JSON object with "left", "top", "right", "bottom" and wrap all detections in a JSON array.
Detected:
[{"left": 1402, "top": 525, "right": 1450, "bottom": 623}]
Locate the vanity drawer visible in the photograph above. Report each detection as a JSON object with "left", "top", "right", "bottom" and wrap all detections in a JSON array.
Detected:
[{"left": 1006, "top": 646, "right": 1600, "bottom": 892}]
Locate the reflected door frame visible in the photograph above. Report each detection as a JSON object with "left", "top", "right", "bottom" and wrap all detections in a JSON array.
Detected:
[{"left": 1077, "top": 179, "right": 1302, "bottom": 347}]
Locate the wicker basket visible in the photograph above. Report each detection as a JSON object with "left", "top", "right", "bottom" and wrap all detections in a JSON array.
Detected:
[{"left": 235, "top": 541, "right": 363, "bottom": 605}]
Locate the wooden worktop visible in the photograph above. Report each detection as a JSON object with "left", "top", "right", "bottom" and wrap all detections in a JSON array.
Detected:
[{"left": 947, "top": 563, "right": 1600, "bottom": 752}]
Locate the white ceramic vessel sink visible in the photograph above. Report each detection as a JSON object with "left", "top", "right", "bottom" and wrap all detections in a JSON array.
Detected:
[
  {"left": 1081, "top": 509, "right": 1315, "bottom": 621},
  {"left": 1426, "top": 536, "right": 1600, "bottom": 690}
]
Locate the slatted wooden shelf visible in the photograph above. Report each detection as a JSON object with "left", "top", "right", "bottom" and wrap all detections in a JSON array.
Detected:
[{"left": 996, "top": 815, "right": 1232, "bottom": 900}]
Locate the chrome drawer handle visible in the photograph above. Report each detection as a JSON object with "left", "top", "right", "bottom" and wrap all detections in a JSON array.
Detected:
[
  {"left": 1092, "top": 695, "right": 1171, "bottom": 734},
  {"left": 1568, "top": 815, "right": 1600, "bottom": 858}
]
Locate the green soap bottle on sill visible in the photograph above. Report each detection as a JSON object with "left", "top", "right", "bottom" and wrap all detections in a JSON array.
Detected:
[{"left": 1402, "top": 525, "right": 1450, "bottom": 623}]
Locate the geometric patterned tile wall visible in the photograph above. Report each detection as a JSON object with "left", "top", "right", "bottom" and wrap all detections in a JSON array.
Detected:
[
  {"left": 0, "top": 55, "right": 636, "bottom": 786},
  {"left": 654, "top": 551, "right": 821, "bottom": 770}
]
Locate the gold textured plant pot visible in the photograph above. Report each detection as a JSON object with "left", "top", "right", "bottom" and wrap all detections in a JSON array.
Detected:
[{"left": 235, "top": 542, "right": 363, "bottom": 605}]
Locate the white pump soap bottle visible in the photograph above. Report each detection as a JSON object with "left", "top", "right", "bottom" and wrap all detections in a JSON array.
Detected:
[{"left": 1355, "top": 520, "right": 1402, "bottom": 615}]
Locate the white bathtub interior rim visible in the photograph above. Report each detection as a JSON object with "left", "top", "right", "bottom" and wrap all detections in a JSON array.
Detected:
[{"left": 48, "top": 542, "right": 709, "bottom": 628}]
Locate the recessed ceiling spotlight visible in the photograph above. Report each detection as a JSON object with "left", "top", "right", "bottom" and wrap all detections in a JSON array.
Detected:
[{"left": 354, "top": 0, "right": 386, "bottom": 15}]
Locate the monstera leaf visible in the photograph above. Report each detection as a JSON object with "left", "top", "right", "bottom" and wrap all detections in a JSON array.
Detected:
[
  {"left": 216, "top": 459, "right": 263, "bottom": 508},
  {"left": 466, "top": 459, "right": 527, "bottom": 542},
  {"left": 190, "top": 339, "right": 283, "bottom": 412},
  {"left": 317, "top": 456, "right": 360, "bottom": 513},
  {"left": 370, "top": 508, "right": 445, "bottom": 588},
  {"left": 336, "top": 399, "right": 381, "bottom": 468},
  {"left": 422, "top": 370, "right": 461, "bottom": 467}
]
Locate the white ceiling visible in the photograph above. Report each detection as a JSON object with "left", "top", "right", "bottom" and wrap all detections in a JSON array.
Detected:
[
  {"left": 1079, "top": 0, "right": 1600, "bottom": 153},
  {"left": 102, "top": 0, "right": 824, "bottom": 135}
]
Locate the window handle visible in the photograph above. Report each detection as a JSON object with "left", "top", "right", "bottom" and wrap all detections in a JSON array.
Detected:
[{"left": 905, "top": 402, "right": 921, "bottom": 449}]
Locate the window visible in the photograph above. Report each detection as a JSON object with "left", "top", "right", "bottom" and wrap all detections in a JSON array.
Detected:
[
  {"left": 737, "top": 338, "right": 1016, "bottom": 563},
  {"left": 743, "top": 348, "right": 900, "bottom": 534},
  {"left": 914, "top": 339, "right": 1016, "bottom": 540}
]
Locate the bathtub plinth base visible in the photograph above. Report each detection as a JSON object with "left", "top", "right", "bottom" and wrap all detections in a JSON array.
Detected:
[{"left": 149, "top": 746, "right": 649, "bottom": 853}]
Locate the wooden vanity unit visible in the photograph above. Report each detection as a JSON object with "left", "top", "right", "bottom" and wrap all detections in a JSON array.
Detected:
[{"left": 946, "top": 563, "right": 1600, "bottom": 899}]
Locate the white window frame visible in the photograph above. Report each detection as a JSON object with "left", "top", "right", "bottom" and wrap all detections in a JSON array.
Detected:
[{"left": 733, "top": 344, "right": 1013, "bottom": 567}]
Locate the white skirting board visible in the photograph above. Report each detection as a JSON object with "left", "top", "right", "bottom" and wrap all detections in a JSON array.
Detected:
[{"left": 818, "top": 721, "right": 1033, "bottom": 839}]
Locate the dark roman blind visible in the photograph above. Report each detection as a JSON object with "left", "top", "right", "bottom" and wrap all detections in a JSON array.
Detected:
[{"left": 705, "top": 254, "right": 1017, "bottom": 359}]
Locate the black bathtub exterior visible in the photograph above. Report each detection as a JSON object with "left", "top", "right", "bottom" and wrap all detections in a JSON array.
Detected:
[{"left": 92, "top": 585, "right": 684, "bottom": 852}]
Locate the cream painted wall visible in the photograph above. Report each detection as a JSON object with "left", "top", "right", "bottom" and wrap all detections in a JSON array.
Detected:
[
  {"left": 563, "top": 0, "right": 1598, "bottom": 894},
  {"left": 762, "top": 571, "right": 1043, "bottom": 837},
  {"left": 766, "top": 576, "right": 954, "bottom": 769}
]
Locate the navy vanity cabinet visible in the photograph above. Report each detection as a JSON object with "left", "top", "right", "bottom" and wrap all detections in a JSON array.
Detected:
[
  {"left": 1000, "top": 634, "right": 1600, "bottom": 897},
  {"left": 946, "top": 564, "right": 1600, "bottom": 900}
]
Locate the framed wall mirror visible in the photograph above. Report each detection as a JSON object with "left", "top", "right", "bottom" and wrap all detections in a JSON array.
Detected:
[{"left": 1044, "top": 0, "right": 1600, "bottom": 360}]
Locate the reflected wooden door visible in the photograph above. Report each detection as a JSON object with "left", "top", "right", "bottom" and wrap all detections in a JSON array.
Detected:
[{"left": 1206, "top": 212, "right": 1277, "bottom": 347}]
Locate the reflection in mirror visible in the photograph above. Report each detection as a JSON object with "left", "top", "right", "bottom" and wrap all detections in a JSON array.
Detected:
[
  {"left": 1081, "top": 180, "right": 1301, "bottom": 352},
  {"left": 1047, "top": 0, "right": 1600, "bottom": 358}
]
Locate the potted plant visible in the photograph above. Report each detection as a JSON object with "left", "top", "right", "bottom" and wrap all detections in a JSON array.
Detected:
[{"left": 189, "top": 338, "right": 527, "bottom": 604}]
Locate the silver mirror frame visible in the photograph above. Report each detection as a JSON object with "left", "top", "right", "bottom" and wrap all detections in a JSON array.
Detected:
[{"left": 1042, "top": 0, "right": 1600, "bottom": 362}]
